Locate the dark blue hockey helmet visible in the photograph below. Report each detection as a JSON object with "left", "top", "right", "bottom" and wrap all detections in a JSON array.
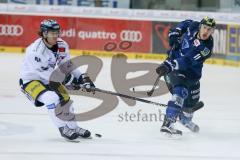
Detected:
[
  {"left": 200, "top": 16, "right": 216, "bottom": 28},
  {"left": 40, "top": 19, "right": 60, "bottom": 33}
]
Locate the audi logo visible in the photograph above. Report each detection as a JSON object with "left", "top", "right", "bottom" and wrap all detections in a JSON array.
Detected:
[
  {"left": 0, "top": 24, "right": 23, "bottom": 36},
  {"left": 120, "top": 30, "right": 142, "bottom": 42}
]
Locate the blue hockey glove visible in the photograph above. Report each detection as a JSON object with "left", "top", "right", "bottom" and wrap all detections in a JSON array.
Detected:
[
  {"left": 168, "top": 28, "right": 181, "bottom": 49},
  {"left": 156, "top": 60, "right": 179, "bottom": 76}
]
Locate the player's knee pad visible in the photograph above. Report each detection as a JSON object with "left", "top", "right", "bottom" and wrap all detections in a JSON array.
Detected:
[
  {"left": 38, "top": 91, "right": 60, "bottom": 109},
  {"left": 49, "top": 82, "right": 70, "bottom": 106}
]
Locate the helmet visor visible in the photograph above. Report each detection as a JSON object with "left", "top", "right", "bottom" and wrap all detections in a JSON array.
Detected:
[{"left": 45, "top": 30, "right": 61, "bottom": 38}]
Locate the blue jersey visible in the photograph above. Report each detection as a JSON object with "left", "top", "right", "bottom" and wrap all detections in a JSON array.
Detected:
[{"left": 169, "top": 20, "right": 213, "bottom": 80}]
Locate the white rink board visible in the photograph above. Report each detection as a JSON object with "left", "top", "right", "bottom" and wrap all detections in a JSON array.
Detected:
[{"left": 1, "top": 3, "right": 240, "bottom": 24}]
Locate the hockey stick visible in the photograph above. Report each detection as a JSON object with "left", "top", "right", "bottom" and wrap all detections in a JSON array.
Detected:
[
  {"left": 94, "top": 88, "right": 204, "bottom": 113},
  {"left": 146, "top": 74, "right": 161, "bottom": 97},
  {"left": 145, "top": 47, "right": 175, "bottom": 97},
  {"left": 132, "top": 75, "right": 161, "bottom": 97},
  {"left": 182, "top": 101, "right": 204, "bottom": 113},
  {"left": 77, "top": 83, "right": 203, "bottom": 113},
  {"left": 94, "top": 87, "right": 167, "bottom": 107}
]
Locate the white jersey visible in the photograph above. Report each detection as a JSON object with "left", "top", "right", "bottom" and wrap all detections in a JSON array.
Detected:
[{"left": 20, "top": 38, "right": 80, "bottom": 85}]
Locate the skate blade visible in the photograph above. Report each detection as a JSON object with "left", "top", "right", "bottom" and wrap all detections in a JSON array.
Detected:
[
  {"left": 184, "top": 124, "right": 200, "bottom": 133},
  {"left": 161, "top": 132, "right": 182, "bottom": 139},
  {"left": 64, "top": 138, "right": 80, "bottom": 143},
  {"left": 78, "top": 136, "right": 93, "bottom": 139}
]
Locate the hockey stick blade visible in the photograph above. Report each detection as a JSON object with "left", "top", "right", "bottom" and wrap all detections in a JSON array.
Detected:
[
  {"left": 182, "top": 101, "right": 204, "bottom": 113},
  {"left": 132, "top": 87, "right": 151, "bottom": 96},
  {"left": 132, "top": 75, "right": 161, "bottom": 97}
]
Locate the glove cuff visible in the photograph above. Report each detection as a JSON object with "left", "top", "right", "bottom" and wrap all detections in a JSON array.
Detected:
[
  {"left": 164, "top": 60, "right": 179, "bottom": 72},
  {"left": 63, "top": 74, "right": 75, "bottom": 85},
  {"left": 168, "top": 28, "right": 182, "bottom": 37}
]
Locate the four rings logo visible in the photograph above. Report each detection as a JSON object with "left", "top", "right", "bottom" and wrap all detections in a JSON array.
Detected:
[
  {"left": 120, "top": 30, "right": 142, "bottom": 42},
  {"left": 0, "top": 24, "right": 23, "bottom": 36}
]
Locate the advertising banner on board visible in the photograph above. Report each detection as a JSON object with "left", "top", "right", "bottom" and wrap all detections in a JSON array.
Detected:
[{"left": 0, "top": 14, "right": 151, "bottom": 53}]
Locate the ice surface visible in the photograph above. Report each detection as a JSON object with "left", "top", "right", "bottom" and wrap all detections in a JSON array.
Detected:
[{"left": 0, "top": 53, "right": 240, "bottom": 160}]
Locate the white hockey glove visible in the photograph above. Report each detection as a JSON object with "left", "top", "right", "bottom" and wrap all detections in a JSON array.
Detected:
[
  {"left": 78, "top": 73, "right": 95, "bottom": 93},
  {"left": 62, "top": 73, "right": 80, "bottom": 90},
  {"left": 63, "top": 73, "right": 95, "bottom": 93}
]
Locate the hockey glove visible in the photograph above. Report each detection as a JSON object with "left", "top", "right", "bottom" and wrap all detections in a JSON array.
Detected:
[
  {"left": 156, "top": 60, "right": 179, "bottom": 77},
  {"left": 62, "top": 74, "right": 80, "bottom": 90},
  {"left": 168, "top": 28, "right": 181, "bottom": 49},
  {"left": 79, "top": 73, "right": 95, "bottom": 93}
]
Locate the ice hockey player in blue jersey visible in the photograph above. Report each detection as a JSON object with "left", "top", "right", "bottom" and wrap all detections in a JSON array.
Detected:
[{"left": 156, "top": 16, "right": 216, "bottom": 136}]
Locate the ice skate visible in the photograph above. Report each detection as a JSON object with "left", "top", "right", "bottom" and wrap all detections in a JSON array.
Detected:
[
  {"left": 59, "top": 125, "right": 79, "bottom": 140},
  {"left": 75, "top": 127, "right": 91, "bottom": 138},
  {"left": 161, "top": 116, "right": 182, "bottom": 137},
  {"left": 179, "top": 112, "right": 199, "bottom": 133}
]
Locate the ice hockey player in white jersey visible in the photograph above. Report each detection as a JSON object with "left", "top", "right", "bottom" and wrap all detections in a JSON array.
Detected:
[{"left": 19, "top": 19, "right": 95, "bottom": 141}]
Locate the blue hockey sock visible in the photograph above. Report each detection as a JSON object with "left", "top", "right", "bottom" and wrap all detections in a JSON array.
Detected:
[
  {"left": 179, "top": 112, "right": 193, "bottom": 125},
  {"left": 166, "top": 101, "right": 182, "bottom": 122}
]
